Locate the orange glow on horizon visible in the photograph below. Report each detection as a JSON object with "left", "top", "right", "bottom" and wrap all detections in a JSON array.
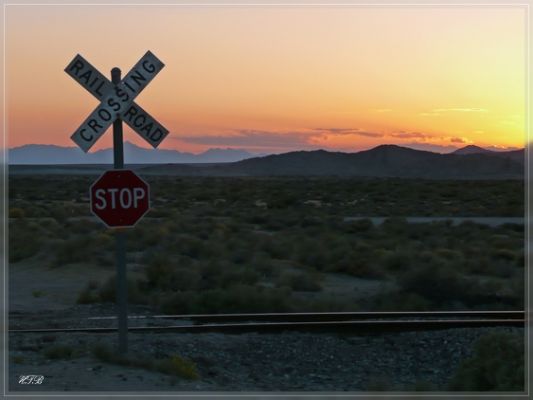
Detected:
[{"left": 5, "top": 5, "right": 526, "bottom": 154}]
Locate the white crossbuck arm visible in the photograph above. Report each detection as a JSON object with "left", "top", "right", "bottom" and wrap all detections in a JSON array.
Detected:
[{"left": 65, "top": 51, "right": 169, "bottom": 152}]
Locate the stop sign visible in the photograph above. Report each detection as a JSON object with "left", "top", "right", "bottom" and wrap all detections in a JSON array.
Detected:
[{"left": 90, "top": 169, "right": 150, "bottom": 228}]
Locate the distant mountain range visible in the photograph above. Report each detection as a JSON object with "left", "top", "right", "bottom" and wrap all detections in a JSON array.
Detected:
[
  {"left": 9, "top": 143, "right": 525, "bottom": 179},
  {"left": 8, "top": 142, "right": 259, "bottom": 164},
  {"left": 135, "top": 144, "right": 523, "bottom": 179}
]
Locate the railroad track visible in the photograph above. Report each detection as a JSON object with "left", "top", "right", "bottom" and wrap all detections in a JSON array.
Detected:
[{"left": 10, "top": 311, "right": 525, "bottom": 334}]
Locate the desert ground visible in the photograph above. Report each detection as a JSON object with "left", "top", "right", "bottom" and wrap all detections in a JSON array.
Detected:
[{"left": 7, "top": 176, "right": 525, "bottom": 392}]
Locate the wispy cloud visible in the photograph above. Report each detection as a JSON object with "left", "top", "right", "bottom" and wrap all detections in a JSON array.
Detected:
[
  {"left": 450, "top": 137, "right": 468, "bottom": 144},
  {"left": 312, "top": 128, "right": 383, "bottom": 138},
  {"left": 486, "top": 145, "right": 520, "bottom": 152},
  {"left": 372, "top": 108, "right": 392, "bottom": 113},
  {"left": 391, "top": 131, "right": 431, "bottom": 139},
  {"left": 433, "top": 108, "right": 488, "bottom": 113},
  {"left": 392, "top": 132, "right": 472, "bottom": 147},
  {"left": 179, "top": 130, "right": 315, "bottom": 150},
  {"left": 176, "top": 127, "right": 482, "bottom": 154},
  {"left": 178, "top": 127, "right": 385, "bottom": 152},
  {"left": 420, "top": 108, "right": 488, "bottom": 117}
]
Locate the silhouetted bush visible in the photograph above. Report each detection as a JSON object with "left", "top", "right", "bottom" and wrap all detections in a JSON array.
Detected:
[
  {"left": 51, "top": 232, "right": 114, "bottom": 267},
  {"left": 277, "top": 272, "right": 322, "bottom": 292},
  {"left": 160, "top": 285, "right": 291, "bottom": 314},
  {"left": 9, "top": 221, "right": 42, "bottom": 262},
  {"left": 449, "top": 332, "right": 524, "bottom": 391},
  {"left": 98, "top": 275, "right": 147, "bottom": 304},
  {"left": 9, "top": 207, "right": 25, "bottom": 218},
  {"left": 92, "top": 344, "right": 199, "bottom": 380},
  {"left": 155, "top": 355, "right": 199, "bottom": 380},
  {"left": 399, "top": 262, "right": 468, "bottom": 304},
  {"left": 42, "top": 345, "right": 76, "bottom": 360},
  {"left": 10, "top": 176, "right": 524, "bottom": 314},
  {"left": 369, "top": 292, "right": 432, "bottom": 311},
  {"left": 383, "top": 250, "right": 412, "bottom": 271}
]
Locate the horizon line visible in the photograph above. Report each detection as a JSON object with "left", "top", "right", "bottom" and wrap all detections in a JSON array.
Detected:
[{"left": 6, "top": 142, "right": 526, "bottom": 154}]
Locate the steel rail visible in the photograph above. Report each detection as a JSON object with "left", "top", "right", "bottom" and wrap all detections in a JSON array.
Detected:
[
  {"left": 86, "top": 310, "right": 525, "bottom": 323},
  {"left": 10, "top": 318, "right": 525, "bottom": 335}
]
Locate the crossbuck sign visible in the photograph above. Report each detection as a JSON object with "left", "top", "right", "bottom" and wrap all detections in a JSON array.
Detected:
[
  {"left": 65, "top": 51, "right": 169, "bottom": 353},
  {"left": 65, "top": 51, "right": 168, "bottom": 152}
]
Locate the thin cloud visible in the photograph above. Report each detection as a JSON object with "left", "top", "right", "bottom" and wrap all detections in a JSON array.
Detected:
[
  {"left": 176, "top": 127, "right": 487, "bottom": 154},
  {"left": 486, "top": 145, "right": 521, "bottom": 152},
  {"left": 391, "top": 131, "right": 431, "bottom": 140},
  {"left": 179, "top": 130, "right": 316, "bottom": 150},
  {"left": 313, "top": 128, "right": 356, "bottom": 134},
  {"left": 420, "top": 108, "right": 488, "bottom": 117},
  {"left": 179, "top": 127, "right": 385, "bottom": 152},
  {"left": 432, "top": 108, "right": 488, "bottom": 113},
  {"left": 313, "top": 128, "right": 383, "bottom": 138},
  {"left": 390, "top": 132, "right": 475, "bottom": 149},
  {"left": 450, "top": 137, "right": 468, "bottom": 144}
]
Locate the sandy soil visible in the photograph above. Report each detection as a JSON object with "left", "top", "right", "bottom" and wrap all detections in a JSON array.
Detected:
[{"left": 9, "top": 258, "right": 114, "bottom": 312}]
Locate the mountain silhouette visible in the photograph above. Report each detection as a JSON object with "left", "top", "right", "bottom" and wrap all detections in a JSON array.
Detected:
[
  {"left": 452, "top": 145, "right": 493, "bottom": 155},
  {"left": 139, "top": 144, "right": 524, "bottom": 179},
  {"left": 8, "top": 142, "right": 258, "bottom": 164},
  {"left": 9, "top": 143, "right": 524, "bottom": 179}
]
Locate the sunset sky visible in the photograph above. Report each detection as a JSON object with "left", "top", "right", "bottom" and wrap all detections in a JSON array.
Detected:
[{"left": 5, "top": 4, "right": 527, "bottom": 154}]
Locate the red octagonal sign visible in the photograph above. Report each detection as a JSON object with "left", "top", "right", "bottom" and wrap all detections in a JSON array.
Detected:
[{"left": 90, "top": 170, "right": 150, "bottom": 228}]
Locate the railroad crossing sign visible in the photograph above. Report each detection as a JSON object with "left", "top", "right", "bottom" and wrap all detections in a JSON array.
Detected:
[
  {"left": 65, "top": 51, "right": 169, "bottom": 152},
  {"left": 90, "top": 170, "right": 150, "bottom": 228},
  {"left": 65, "top": 51, "right": 170, "bottom": 354}
]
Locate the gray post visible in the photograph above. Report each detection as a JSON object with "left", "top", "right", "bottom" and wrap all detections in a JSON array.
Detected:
[{"left": 112, "top": 67, "right": 128, "bottom": 354}]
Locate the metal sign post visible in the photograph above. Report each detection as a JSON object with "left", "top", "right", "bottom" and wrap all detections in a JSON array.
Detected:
[
  {"left": 112, "top": 67, "right": 127, "bottom": 353},
  {"left": 65, "top": 52, "right": 168, "bottom": 354}
]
